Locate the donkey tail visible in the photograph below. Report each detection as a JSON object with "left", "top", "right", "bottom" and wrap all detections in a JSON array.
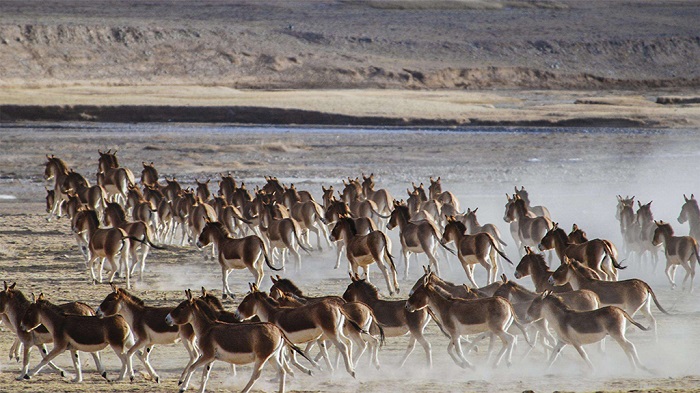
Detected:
[
  {"left": 644, "top": 282, "right": 671, "bottom": 315},
  {"left": 603, "top": 240, "right": 626, "bottom": 270},
  {"left": 291, "top": 219, "right": 312, "bottom": 254},
  {"left": 622, "top": 309, "right": 649, "bottom": 331},
  {"left": 259, "top": 236, "right": 282, "bottom": 272},
  {"left": 488, "top": 233, "right": 513, "bottom": 265}
]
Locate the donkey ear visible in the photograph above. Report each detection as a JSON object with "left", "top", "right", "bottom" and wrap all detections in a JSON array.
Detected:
[
  {"left": 637, "top": 201, "right": 642, "bottom": 208},
  {"left": 201, "top": 287, "right": 207, "bottom": 296},
  {"left": 423, "top": 274, "right": 430, "bottom": 286},
  {"left": 3, "top": 281, "right": 7, "bottom": 290},
  {"left": 270, "top": 275, "right": 278, "bottom": 284},
  {"left": 572, "top": 223, "right": 578, "bottom": 231},
  {"left": 422, "top": 265, "right": 428, "bottom": 274},
  {"left": 349, "top": 272, "right": 356, "bottom": 282},
  {"left": 32, "top": 293, "right": 36, "bottom": 302},
  {"left": 501, "top": 274, "right": 507, "bottom": 283},
  {"left": 684, "top": 194, "right": 689, "bottom": 202},
  {"left": 110, "top": 283, "right": 118, "bottom": 293}
]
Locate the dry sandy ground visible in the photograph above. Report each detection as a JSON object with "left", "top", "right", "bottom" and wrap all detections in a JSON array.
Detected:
[
  {"left": 1, "top": 87, "right": 699, "bottom": 128},
  {"left": 1, "top": 124, "right": 700, "bottom": 392}
]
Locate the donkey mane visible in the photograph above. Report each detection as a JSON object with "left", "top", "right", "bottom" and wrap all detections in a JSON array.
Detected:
[
  {"left": 119, "top": 289, "right": 145, "bottom": 306},
  {"left": 352, "top": 280, "right": 379, "bottom": 299},
  {"left": 37, "top": 298, "right": 67, "bottom": 316},
  {"left": 106, "top": 202, "right": 127, "bottom": 223},
  {"left": 200, "top": 293, "right": 225, "bottom": 312},
  {"left": 192, "top": 299, "right": 220, "bottom": 323},
  {"left": 272, "top": 278, "right": 304, "bottom": 297},
  {"left": 448, "top": 220, "right": 467, "bottom": 234},
  {"left": 207, "top": 221, "right": 231, "bottom": 237},
  {"left": 570, "top": 260, "right": 602, "bottom": 280},
  {"left": 527, "top": 253, "right": 550, "bottom": 272},
  {"left": 48, "top": 156, "right": 69, "bottom": 172},
  {"left": 339, "top": 217, "right": 359, "bottom": 235}
]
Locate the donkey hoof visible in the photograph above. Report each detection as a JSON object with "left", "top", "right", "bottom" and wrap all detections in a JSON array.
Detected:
[
  {"left": 60, "top": 371, "right": 66, "bottom": 377},
  {"left": 179, "top": 388, "right": 187, "bottom": 393},
  {"left": 307, "top": 370, "right": 313, "bottom": 376},
  {"left": 130, "top": 376, "right": 134, "bottom": 382},
  {"left": 23, "top": 374, "right": 30, "bottom": 380},
  {"left": 178, "top": 380, "right": 183, "bottom": 386},
  {"left": 222, "top": 293, "right": 228, "bottom": 299},
  {"left": 102, "top": 371, "right": 108, "bottom": 380},
  {"left": 155, "top": 376, "right": 160, "bottom": 384},
  {"left": 350, "top": 371, "right": 356, "bottom": 379}
]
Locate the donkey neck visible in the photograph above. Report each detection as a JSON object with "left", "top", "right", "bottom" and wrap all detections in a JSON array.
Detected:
[
  {"left": 464, "top": 214, "right": 479, "bottom": 232},
  {"left": 118, "top": 297, "right": 146, "bottom": 327},
  {"left": 5, "top": 295, "right": 31, "bottom": 332},
  {"left": 426, "top": 288, "right": 454, "bottom": 317},
  {"left": 36, "top": 303, "right": 66, "bottom": 336},
  {"left": 550, "top": 230, "right": 571, "bottom": 260},
  {"left": 530, "top": 262, "right": 555, "bottom": 293}
]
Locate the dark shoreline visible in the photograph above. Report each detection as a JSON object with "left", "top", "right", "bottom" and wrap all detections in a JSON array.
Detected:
[{"left": 0, "top": 104, "right": 654, "bottom": 128}]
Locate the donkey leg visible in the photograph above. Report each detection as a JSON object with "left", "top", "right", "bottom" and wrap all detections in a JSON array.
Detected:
[
  {"left": 70, "top": 350, "right": 83, "bottom": 382},
  {"left": 26, "top": 342, "right": 67, "bottom": 379},
  {"left": 197, "top": 361, "right": 215, "bottom": 393},
  {"left": 221, "top": 266, "right": 233, "bottom": 299},
  {"left": 462, "top": 261, "right": 479, "bottom": 288},
  {"left": 665, "top": 262, "right": 676, "bottom": 289},
  {"left": 493, "top": 331, "right": 516, "bottom": 368},
  {"left": 240, "top": 358, "right": 268, "bottom": 393},
  {"left": 398, "top": 336, "right": 417, "bottom": 368},
  {"left": 414, "top": 331, "right": 433, "bottom": 368},
  {"left": 375, "top": 260, "right": 395, "bottom": 296},
  {"left": 453, "top": 336, "right": 474, "bottom": 369},
  {"left": 91, "top": 351, "right": 106, "bottom": 378},
  {"left": 572, "top": 344, "right": 595, "bottom": 371},
  {"left": 328, "top": 333, "right": 355, "bottom": 378},
  {"left": 546, "top": 341, "right": 567, "bottom": 370}
]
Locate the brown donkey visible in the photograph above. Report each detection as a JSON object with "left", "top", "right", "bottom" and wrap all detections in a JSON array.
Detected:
[
  {"left": 343, "top": 276, "right": 433, "bottom": 367},
  {"left": 538, "top": 223, "right": 625, "bottom": 281},
  {"left": 330, "top": 217, "right": 400, "bottom": 295},
  {"left": 652, "top": 220, "right": 700, "bottom": 291},
  {"left": 387, "top": 202, "right": 454, "bottom": 279},
  {"left": 406, "top": 276, "right": 521, "bottom": 369},
  {"left": 504, "top": 194, "right": 553, "bottom": 257},
  {"left": 0, "top": 283, "right": 101, "bottom": 381},
  {"left": 441, "top": 217, "right": 512, "bottom": 287},
  {"left": 428, "top": 176, "right": 461, "bottom": 212},
  {"left": 678, "top": 194, "right": 700, "bottom": 241},
  {"left": 269, "top": 276, "right": 385, "bottom": 369},
  {"left": 73, "top": 209, "right": 133, "bottom": 288},
  {"left": 20, "top": 293, "right": 133, "bottom": 382},
  {"left": 96, "top": 149, "right": 136, "bottom": 205},
  {"left": 550, "top": 258, "right": 669, "bottom": 338},
  {"left": 235, "top": 284, "right": 356, "bottom": 378},
  {"left": 96, "top": 284, "right": 198, "bottom": 383},
  {"left": 103, "top": 202, "right": 164, "bottom": 281},
  {"left": 197, "top": 220, "right": 280, "bottom": 298},
  {"left": 527, "top": 291, "right": 649, "bottom": 372},
  {"left": 166, "top": 289, "right": 306, "bottom": 393}
]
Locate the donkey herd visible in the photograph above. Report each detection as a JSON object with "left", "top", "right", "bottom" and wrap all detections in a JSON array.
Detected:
[{"left": 3, "top": 151, "right": 697, "bottom": 391}]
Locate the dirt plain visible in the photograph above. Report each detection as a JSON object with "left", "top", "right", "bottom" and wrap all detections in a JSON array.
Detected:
[
  {"left": 2, "top": 1, "right": 700, "bottom": 392},
  {"left": 1, "top": 124, "right": 700, "bottom": 392}
]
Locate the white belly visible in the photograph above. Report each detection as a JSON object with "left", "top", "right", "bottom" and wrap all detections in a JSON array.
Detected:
[
  {"left": 222, "top": 257, "right": 247, "bottom": 269},
  {"left": 214, "top": 347, "right": 256, "bottom": 365},
  {"left": 454, "top": 322, "right": 491, "bottom": 336},
  {"left": 564, "top": 330, "right": 608, "bottom": 345},
  {"left": 145, "top": 326, "right": 180, "bottom": 345},
  {"left": 284, "top": 328, "right": 322, "bottom": 344},
  {"left": 67, "top": 340, "right": 109, "bottom": 353},
  {"left": 382, "top": 326, "right": 410, "bottom": 338}
]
